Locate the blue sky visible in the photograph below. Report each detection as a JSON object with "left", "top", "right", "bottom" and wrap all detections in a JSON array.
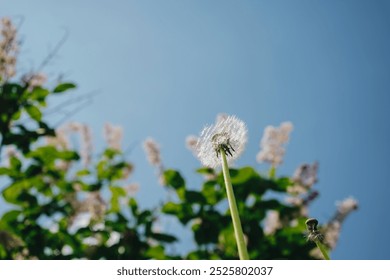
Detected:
[{"left": 2, "top": 0, "right": 390, "bottom": 259}]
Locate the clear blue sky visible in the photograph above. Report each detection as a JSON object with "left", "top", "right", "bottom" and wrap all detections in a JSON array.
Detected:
[{"left": 2, "top": 0, "right": 390, "bottom": 259}]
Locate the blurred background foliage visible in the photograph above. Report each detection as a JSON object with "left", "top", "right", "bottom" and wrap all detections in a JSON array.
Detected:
[{"left": 0, "top": 17, "right": 356, "bottom": 260}]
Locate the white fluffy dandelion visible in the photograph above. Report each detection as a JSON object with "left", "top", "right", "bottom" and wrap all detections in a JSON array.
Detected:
[
  {"left": 196, "top": 115, "right": 247, "bottom": 168},
  {"left": 196, "top": 114, "right": 249, "bottom": 259}
]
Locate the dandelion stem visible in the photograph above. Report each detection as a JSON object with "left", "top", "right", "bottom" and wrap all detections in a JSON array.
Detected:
[
  {"left": 220, "top": 149, "right": 249, "bottom": 260},
  {"left": 315, "top": 241, "right": 330, "bottom": 260}
]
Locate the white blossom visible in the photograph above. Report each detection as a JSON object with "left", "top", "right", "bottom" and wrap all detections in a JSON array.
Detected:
[
  {"left": 336, "top": 197, "right": 358, "bottom": 216},
  {"left": 79, "top": 124, "right": 93, "bottom": 167},
  {"left": 256, "top": 121, "right": 293, "bottom": 166},
  {"left": 22, "top": 72, "right": 47, "bottom": 91},
  {"left": 324, "top": 221, "right": 341, "bottom": 250},
  {"left": 106, "top": 232, "right": 121, "bottom": 247},
  {"left": 263, "top": 210, "right": 281, "bottom": 235},
  {"left": 103, "top": 123, "right": 123, "bottom": 150},
  {"left": 292, "top": 162, "right": 318, "bottom": 188},
  {"left": 196, "top": 115, "right": 247, "bottom": 168},
  {"left": 0, "top": 17, "right": 18, "bottom": 81},
  {"left": 143, "top": 138, "right": 161, "bottom": 167}
]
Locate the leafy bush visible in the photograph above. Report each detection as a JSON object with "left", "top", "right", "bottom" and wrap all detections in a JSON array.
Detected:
[{"left": 0, "top": 17, "right": 356, "bottom": 260}]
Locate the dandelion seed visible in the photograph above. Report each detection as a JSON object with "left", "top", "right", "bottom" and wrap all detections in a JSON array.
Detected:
[
  {"left": 196, "top": 115, "right": 247, "bottom": 168},
  {"left": 256, "top": 121, "right": 293, "bottom": 166}
]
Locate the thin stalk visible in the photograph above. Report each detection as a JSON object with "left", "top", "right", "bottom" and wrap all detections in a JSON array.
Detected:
[
  {"left": 220, "top": 149, "right": 249, "bottom": 260},
  {"left": 315, "top": 241, "right": 330, "bottom": 260}
]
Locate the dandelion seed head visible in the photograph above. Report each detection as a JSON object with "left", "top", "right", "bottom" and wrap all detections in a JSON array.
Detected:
[{"left": 196, "top": 115, "right": 247, "bottom": 168}]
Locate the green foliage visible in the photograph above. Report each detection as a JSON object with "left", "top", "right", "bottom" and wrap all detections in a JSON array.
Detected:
[
  {"left": 0, "top": 73, "right": 319, "bottom": 259},
  {"left": 0, "top": 21, "right": 336, "bottom": 260},
  {"left": 161, "top": 168, "right": 316, "bottom": 260}
]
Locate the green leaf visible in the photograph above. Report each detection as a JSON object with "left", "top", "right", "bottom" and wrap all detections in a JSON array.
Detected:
[
  {"left": 0, "top": 167, "right": 9, "bottom": 175},
  {"left": 150, "top": 233, "right": 177, "bottom": 243},
  {"left": 201, "top": 180, "right": 222, "bottom": 205},
  {"left": 161, "top": 202, "right": 181, "bottom": 215},
  {"left": 110, "top": 186, "right": 126, "bottom": 213},
  {"left": 222, "top": 167, "right": 267, "bottom": 200},
  {"left": 27, "top": 146, "right": 79, "bottom": 164},
  {"left": 162, "top": 202, "right": 194, "bottom": 224},
  {"left": 25, "top": 104, "right": 42, "bottom": 121},
  {"left": 11, "top": 109, "right": 21, "bottom": 121},
  {"left": 53, "top": 82, "right": 76, "bottom": 93},
  {"left": 2, "top": 180, "right": 28, "bottom": 205},
  {"left": 185, "top": 191, "right": 206, "bottom": 204},
  {"left": 218, "top": 224, "right": 237, "bottom": 257},
  {"left": 146, "top": 246, "right": 166, "bottom": 259},
  {"left": 10, "top": 156, "right": 22, "bottom": 171},
  {"left": 103, "top": 148, "right": 120, "bottom": 159},
  {"left": 129, "top": 198, "right": 138, "bottom": 216},
  {"left": 163, "top": 169, "right": 185, "bottom": 190},
  {"left": 196, "top": 167, "right": 215, "bottom": 175},
  {"left": 0, "top": 210, "right": 21, "bottom": 229},
  {"left": 0, "top": 244, "right": 7, "bottom": 259},
  {"left": 274, "top": 177, "right": 293, "bottom": 192},
  {"left": 76, "top": 169, "right": 90, "bottom": 176},
  {"left": 30, "top": 87, "right": 49, "bottom": 101}
]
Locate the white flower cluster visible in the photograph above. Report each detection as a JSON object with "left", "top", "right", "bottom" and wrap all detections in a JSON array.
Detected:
[
  {"left": 263, "top": 210, "right": 281, "bottom": 235},
  {"left": 292, "top": 162, "right": 318, "bottom": 188},
  {"left": 143, "top": 138, "right": 161, "bottom": 167},
  {"left": 321, "top": 197, "right": 358, "bottom": 251},
  {"left": 336, "top": 197, "right": 358, "bottom": 216},
  {"left": 323, "top": 221, "right": 341, "bottom": 250},
  {"left": 103, "top": 123, "right": 123, "bottom": 151},
  {"left": 0, "top": 17, "right": 18, "bottom": 81},
  {"left": 196, "top": 115, "right": 247, "bottom": 168},
  {"left": 256, "top": 122, "right": 293, "bottom": 166},
  {"left": 22, "top": 72, "right": 47, "bottom": 91},
  {"left": 46, "top": 122, "right": 93, "bottom": 167}
]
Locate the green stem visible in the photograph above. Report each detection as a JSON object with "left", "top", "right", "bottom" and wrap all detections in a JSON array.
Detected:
[
  {"left": 315, "top": 241, "right": 330, "bottom": 260},
  {"left": 220, "top": 149, "right": 249, "bottom": 260},
  {"left": 269, "top": 166, "right": 276, "bottom": 179}
]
